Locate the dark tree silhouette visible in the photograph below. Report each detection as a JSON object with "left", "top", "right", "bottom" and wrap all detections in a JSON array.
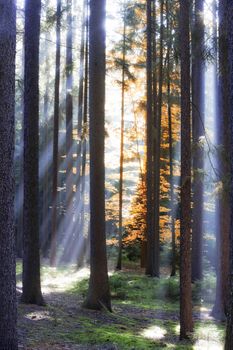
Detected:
[
  {"left": 0, "top": 1, "right": 18, "bottom": 348},
  {"left": 213, "top": 0, "right": 230, "bottom": 321},
  {"left": 22, "top": 0, "right": 44, "bottom": 305},
  {"left": 146, "top": 0, "right": 158, "bottom": 277},
  {"left": 83, "top": 0, "right": 111, "bottom": 311},
  {"left": 179, "top": 0, "right": 193, "bottom": 339},
  {"left": 191, "top": 0, "right": 205, "bottom": 283},
  {"left": 50, "top": 0, "right": 61, "bottom": 267},
  {"left": 225, "top": 0, "right": 233, "bottom": 347},
  {"left": 116, "top": 4, "right": 126, "bottom": 271}
]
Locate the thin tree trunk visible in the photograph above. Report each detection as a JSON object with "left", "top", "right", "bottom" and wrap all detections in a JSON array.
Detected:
[
  {"left": 0, "top": 1, "right": 18, "bottom": 347},
  {"left": 154, "top": 0, "right": 164, "bottom": 278},
  {"left": 191, "top": 0, "right": 205, "bottom": 282},
  {"left": 41, "top": 13, "right": 51, "bottom": 258},
  {"left": 76, "top": 0, "right": 86, "bottom": 207},
  {"left": 66, "top": 0, "right": 73, "bottom": 217},
  {"left": 83, "top": 0, "right": 111, "bottom": 311},
  {"left": 116, "top": 4, "right": 126, "bottom": 271},
  {"left": 50, "top": 0, "right": 61, "bottom": 267},
  {"left": 22, "top": 0, "right": 44, "bottom": 306},
  {"left": 146, "top": 0, "right": 157, "bottom": 277},
  {"left": 166, "top": 0, "right": 176, "bottom": 277},
  {"left": 179, "top": 0, "right": 193, "bottom": 339},
  {"left": 225, "top": 0, "right": 233, "bottom": 347},
  {"left": 213, "top": 0, "right": 230, "bottom": 322},
  {"left": 77, "top": 4, "right": 89, "bottom": 268}
]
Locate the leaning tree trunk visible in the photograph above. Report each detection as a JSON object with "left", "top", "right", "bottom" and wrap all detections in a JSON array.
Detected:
[
  {"left": 0, "top": 1, "right": 18, "bottom": 348},
  {"left": 50, "top": 0, "right": 61, "bottom": 267},
  {"left": 22, "top": 0, "right": 44, "bottom": 306},
  {"left": 179, "top": 0, "right": 193, "bottom": 339},
  {"left": 191, "top": 0, "right": 205, "bottom": 283},
  {"left": 83, "top": 0, "right": 111, "bottom": 311}
]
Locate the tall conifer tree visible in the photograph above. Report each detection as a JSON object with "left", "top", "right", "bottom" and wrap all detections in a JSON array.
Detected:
[
  {"left": 22, "top": 0, "right": 44, "bottom": 305},
  {"left": 0, "top": 1, "right": 18, "bottom": 347}
]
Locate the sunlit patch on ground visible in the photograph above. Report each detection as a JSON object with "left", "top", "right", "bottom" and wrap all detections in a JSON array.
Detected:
[
  {"left": 25, "top": 310, "right": 52, "bottom": 321},
  {"left": 140, "top": 325, "right": 167, "bottom": 340},
  {"left": 194, "top": 340, "right": 223, "bottom": 350},
  {"left": 41, "top": 266, "right": 90, "bottom": 294}
]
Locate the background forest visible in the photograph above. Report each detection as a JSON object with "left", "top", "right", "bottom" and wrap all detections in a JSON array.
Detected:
[{"left": 1, "top": 0, "right": 233, "bottom": 349}]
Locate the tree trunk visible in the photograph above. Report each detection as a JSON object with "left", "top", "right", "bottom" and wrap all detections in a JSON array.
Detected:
[
  {"left": 179, "top": 0, "right": 193, "bottom": 339},
  {"left": 191, "top": 0, "right": 205, "bottom": 283},
  {"left": 50, "top": 0, "right": 61, "bottom": 267},
  {"left": 0, "top": 1, "right": 18, "bottom": 348},
  {"left": 22, "top": 0, "right": 44, "bottom": 306},
  {"left": 213, "top": 0, "right": 230, "bottom": 321},
  {"left": 116, "top": 4, "right": 126, "bottom": 271},
  {"left": 224, "top": 1, "right": 233, "bottom": 346},
  {"left": 77, "top": 4, "right": 89, "bottom": 268},
  {"left": 83, "top": 0, "right": 111, "bottom": 311},
  {"left": 146, "top": 0, "right": 157, "bottom": 277},
  {"left": 166, "top": 0, "right": 176, "bottom": 277},
  {"left": 154, "top": 0, "right": 164, "bottom": 278},
  {"left": 66, "top": 0, "right": 74, "bottom": 218}
]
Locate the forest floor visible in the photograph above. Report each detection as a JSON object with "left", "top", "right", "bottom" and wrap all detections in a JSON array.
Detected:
[{"left": 16, "top": 260, "right": 225, "bottom": 350}]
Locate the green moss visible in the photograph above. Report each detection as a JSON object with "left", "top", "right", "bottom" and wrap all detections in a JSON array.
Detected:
[
  {"left": 62, "top": 318, "right": 165, "bottom": 349},
  {"left": 18, "top": 265, "right": 224, "bottom": 349}
]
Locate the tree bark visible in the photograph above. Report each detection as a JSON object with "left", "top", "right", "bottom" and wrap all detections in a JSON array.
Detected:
[
  {"left": 179, "top": 0, "right": 193, "bottom": 339},
  {"left": 77, "top": 3, "right": 89, "bottom": 268},
  {"left": 166, "top": 0, "right": 176, "bottom": 277},
  {"left": 50, "top": 0, "right": 61, "bottom": 267},
  {"left": 0, "top": 1, "right": 18, "bottom": 348},
  {"left": 116, "top": 4, "right": 126, "bottom": 271},
  {"left": 83, "top": 0, "right": 111, "bottom": 311},
  {"left": 191, "top": 0, "right": 205, "bottom": 283},
  {"left": 66, "top": 0, "right": 74, "bottom": 217},
  {"left": 22, "top": 0, "right": 44, "bottom": 306},
  {"left": 213, "top": 0, "right": 230, "bottom": 321},
  {"left": 224, "top": 1, "right": 233, "bottom": 347},
  {"left": 146, "top": 0, "right": 157, "bottom": 277}
]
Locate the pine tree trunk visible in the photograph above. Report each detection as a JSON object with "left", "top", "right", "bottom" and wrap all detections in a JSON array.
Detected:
[
  {"left": 191, "top": 0, "right": 205, "bottom": 283},
  {"left": 146, "top": 0, "right": 157, "bottom": 277},
  {"left": 50, "top": 0, "right": 61, "bottom": 267},
  {"left": 116, "top": 5, "right": 126, "bottom": 271},
  {"left": 22, "top": 0, "right": 44, "bottom": 306},
  {"left": 213, "top": 0, "right": 230, "bottom": 321},
  {"left": 166, "top": 0, "right": 176, "bottom": 277},
  {"left": 224, "top": 1, "right": 233, "bottom": 346},
  {"left": 77, "top": 7, "right": 89, "bottom": 268},
  {"left": 66, "top": 0, "right": 73, "bottom": 218},
  {"left": 179, "top": 0, "right": 193, "bottom": 339},
  {"left": 154, "top": 0, "right": 164, "bottom": 278},
  {"left": 0, "top": 1, "right": 18, "bottom": 348},
  {"left": 83, "top": 0, "right": 111, "bottom": 311}
]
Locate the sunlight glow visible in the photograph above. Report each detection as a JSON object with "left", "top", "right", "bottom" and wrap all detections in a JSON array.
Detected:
[
  {"left": 42, "top": 266, "right": 90, "bottom": 294},
  {"left": 141, "top": 325, "right": 167, "bottom": 341},
  {"left": 25, "top": 311, "right": 53, "bottom": 321},
  {"left": 194, "top": 340, "right": 223, "bottom": 350}
]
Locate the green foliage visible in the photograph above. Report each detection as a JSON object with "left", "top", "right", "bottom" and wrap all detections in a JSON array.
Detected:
[
  {"left": 124, "top": 242, "right": 141, "bottom": 261},
  {"left": 192, "top": 274, "right": 216, "bottom": 304}
]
